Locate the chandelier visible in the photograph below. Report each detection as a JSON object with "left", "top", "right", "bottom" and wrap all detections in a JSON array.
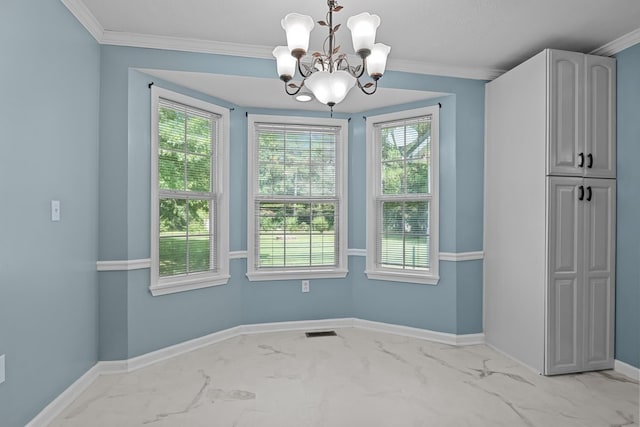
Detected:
[{"left": 273, "top": 0, "right": 390, "bottom": 110}]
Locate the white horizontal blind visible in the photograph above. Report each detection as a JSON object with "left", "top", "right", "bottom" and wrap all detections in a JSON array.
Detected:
[
  {"left": 374, "top": 115, "right": 432, "bottom": 270},
  {"left": 157, "top": 98, "right": 220, "bottom": 278},
  {"left": 253, "top": 122, "right": 340, "bottom": 269}
]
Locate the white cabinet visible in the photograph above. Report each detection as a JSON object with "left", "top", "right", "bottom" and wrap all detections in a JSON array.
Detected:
[
  {"left": 546, "top": 177, "right": 615, "bottom": 374},
  {"left": 548, "top": 50, "right": 616, "bottom": 178},
  {"left": 484, "top": 49, "right": 616, "bottom": 375}
]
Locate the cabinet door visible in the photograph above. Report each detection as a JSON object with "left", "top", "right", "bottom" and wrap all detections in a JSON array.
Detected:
[
  {"left": 585, "top": 56, "right": 616, "bottom": 178},
  {"left": 582, "top": 179, "right": 615, "bottom": 371},
  {"left": 546, "top": 177, "right": 583, "bottom": 374},
  {"left": 548, "top": 50, "right": 585, "bottom": 176}
]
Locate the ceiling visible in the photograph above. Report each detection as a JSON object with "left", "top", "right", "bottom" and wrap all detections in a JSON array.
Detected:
[{"left": 64, "top": 0, "right": 640, "bottom": 112}]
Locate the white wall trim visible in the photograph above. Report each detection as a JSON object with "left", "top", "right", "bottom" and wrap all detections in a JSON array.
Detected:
[
  {"left": 96, "top": 251, "right": 484, "bottom": 271},
  {"left": 27, "top": 318, "right": 484, "bottom": 425},
  {"left": 96, "top": 258, "right": 151, "bottom": 271},
  {"left": 614, "top": 359, "right": 640, "bottom": 381},
  {"left": 230, "top": 250, "right": 248, "bottom": 259},
  {"left": 25, "top": 363, "right": 103, "bottom": 427},
  {"left": 60, "top": 0, "right": 104, "bottom": 42},
  {"left": 240, "top": 318, "right": 355, "bottom": 335},
  {"left": 347, "top": 248, "right": 367, "bottom": 257},
  {"left": 353, "top": 318, "right": 485, "bottom": 346},
  {"left": 439, "top": 251, "right": 484, "bottom": 261},
  {"left": 591, "top": 26, "right": 640, "bottom": 56},
  {"left": 126, "top": 326, "right": 243, "bottom": 372}
]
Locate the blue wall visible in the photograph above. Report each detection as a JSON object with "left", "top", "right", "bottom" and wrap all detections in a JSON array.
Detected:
[
  {"left": 96, "top": 45, "right": 486, "bottom": 360},
  {"left": 615, "top": 43, "right": 640, "bottom": 369},
  {"left": 0, "top": 1, "right": 101, "bottom": 426},
  {"left": 2, "top": 4, "right": 637, "bottom": 425}
]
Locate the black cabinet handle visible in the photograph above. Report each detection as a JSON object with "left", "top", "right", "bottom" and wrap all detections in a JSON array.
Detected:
[
  {"left": 586, "top": 186, "right": 592, "bottom": 201},
  {"left": 578, "top": 152, "right": 585, "bottom": 167},
  {"left": 578, "top": 185, "right": 584, "bottom": 200},
  {"left": 587, "top": 153, "right": 593, "bottom": 168}
]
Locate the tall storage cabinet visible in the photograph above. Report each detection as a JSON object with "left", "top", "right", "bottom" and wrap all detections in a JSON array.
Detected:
[{"left": 484, "top": 49, "right": 616, "bottom": 375}]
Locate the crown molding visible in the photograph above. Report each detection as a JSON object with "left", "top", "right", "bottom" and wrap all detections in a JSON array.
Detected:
[
  {"left": 101, "top": 31, "right": 274, "bottom": 60},
  {"left": 60, "top": 0, "right": 640, "bottom": 79},
  {"left": 386, "top": 58, "right": 504, "bottom": 81},
  {"left": 591, "top": 26, "right": 640, "bottom": 56},
  {"left": 59, "top": 0, "right": 502, "bottom": 80},
  {"left": 102, "top": 31, "right": 503, "bottom": 80},
  {"left": 60, "top": 0, "right": 103, "bottom": 42},
  {"left": 101, "top": 31, "right": 503, "bottom": 80}
]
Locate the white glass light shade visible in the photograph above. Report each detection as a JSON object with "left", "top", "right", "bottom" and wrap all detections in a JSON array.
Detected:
[
  {"left": 346, "top": 12, "right": 380, "bottom": 55},
  {"left": 366, "top": 43, "right": 391, "bottom": 78},
  {"left": 295, "top": 92, "right": 313, "bottom": 102},
  {"left": 281, "top": 13, "right": 314, "bottom": 57},
  {"left": 273, "top": 46, "right": 296, "bottom": 79},
  {"left": 305, "top": 70, "right": 356, "bottom": 106}
]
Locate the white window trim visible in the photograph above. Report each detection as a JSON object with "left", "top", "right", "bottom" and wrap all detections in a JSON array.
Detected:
[
  {"left": 365, "top": 105, "right": 440, "bottom": 285},
  {"left": 246, "top": 114, "right": 349, "bottom": 281},
  {"left": 150, "top": 86, "right": 230, "bottom": 296}
]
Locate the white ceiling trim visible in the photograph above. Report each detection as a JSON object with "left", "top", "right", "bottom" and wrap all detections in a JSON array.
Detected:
[
  {"left": 387, "top": 58, "right": 504, "bottom": 81},
  {"left": 591, "top": 27, "right": 640, "bottom": 56},
  {"left": 59, "top": 0, "right": 502, "bottom": 81},
  {"left": 61, "top": 0, "right": 104, "bottom": 42},
  {"left": 101, "top": 30, "right": 501, "bottom": 80},
  {"left": 101, "top": 31, "right": 274, "bottom": 60},
  {"left": 60, "top": 0, "right": 639, "bottom": 81}
]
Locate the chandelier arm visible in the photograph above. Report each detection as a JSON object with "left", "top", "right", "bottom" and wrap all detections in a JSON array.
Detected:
[
  {"left": 284, "top": 80, "right": 305, "bottom": 96},
  {"left": 352, "top": 56, "right": 367, "bottom": 79},
  {"left": 297, "top": 58, "right": 315, "bottom": 78},
  {"left": 356, "top": 78, "right": 378, "bottom": 95},
  {"left": 334, "top": 56, "right": 348, "bottom": 71},
  {"left": 334, "top": 55, "right": 366, "bottom": 79},
  {"left": 313, "top": 55, "right": 327, "bottom": 72}
]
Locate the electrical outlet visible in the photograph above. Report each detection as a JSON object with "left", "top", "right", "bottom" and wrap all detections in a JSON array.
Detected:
[
  {"left": 302, "top": 280, "right": 310, "bottom": 293},
  {"left": 0, "top": 354, "right": 5, "bottom": 385},
  {"left": 51, "top": 200, "right": 60, "bottom": 221}
]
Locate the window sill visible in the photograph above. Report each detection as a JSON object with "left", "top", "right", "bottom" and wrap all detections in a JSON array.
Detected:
[
  {"left": 150, "top": 274, "right": 230, "bottom": 296},
  {"left": 365, "top": 270, "right": 439, "bottom": 285},
  {"left": 246, "top": 269, "right": 348, "bottom": 282}
]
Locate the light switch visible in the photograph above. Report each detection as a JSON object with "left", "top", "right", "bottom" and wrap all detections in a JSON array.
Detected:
[
  {"left": 51, "top": 200, "right": 60, "bottom": 221},
  {"left": 0, "top": 354, "right": 5, "bottom": 384}
]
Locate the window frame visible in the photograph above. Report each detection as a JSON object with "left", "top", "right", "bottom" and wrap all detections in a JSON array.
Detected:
[
  {"left": 365, "top": 105, "right": 440, "bottom": 285},
  {"left": 150, "top": 86, "right": 230, "bottom": 296},
  {"left": 246, "top": 114, "right": 349, "bottom": 281}
]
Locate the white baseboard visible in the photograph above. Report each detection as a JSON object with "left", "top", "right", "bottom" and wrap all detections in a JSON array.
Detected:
[
  {"left": 354, "top": 318, "right": 485, "bottom": 346},
  {"left": 25, "top": 364, "right": 103, "bottom": 427},
  {"left": 27, "top": 318, "right": 483, "bottom": 426},
  {"left": 126, "top": 325, "right": 243, "bottom": 372},
  {"left": 614, "top": 359, "right": 640, "bottom": 381},
  {"left": 240, "top": 318, "right": 355, "bottom": 335}
]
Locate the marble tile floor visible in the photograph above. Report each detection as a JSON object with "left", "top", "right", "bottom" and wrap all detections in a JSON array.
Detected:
[{"left": 50, "top": 328, "right": 639, "bottom": 427}]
